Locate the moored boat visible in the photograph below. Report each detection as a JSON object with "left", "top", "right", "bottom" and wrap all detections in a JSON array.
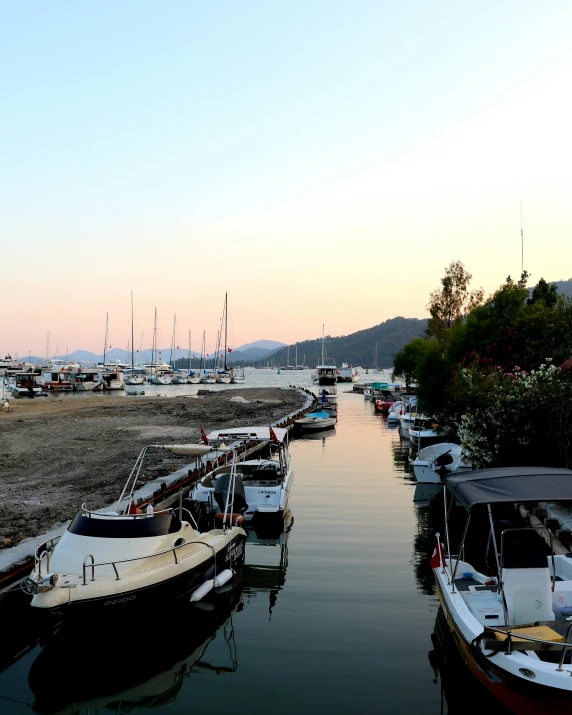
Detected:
[
  {"left": 295, "top": 410, "right": 337, "bottom": 432},
  {"left": 433, "top": 467, "right": 572, "bottom": 710},
  {"left": 23, "top": 443, "right": 247, "bottom": 611},
  {"left": 413, "top": 442, "right": 472, "bottom": 483}
]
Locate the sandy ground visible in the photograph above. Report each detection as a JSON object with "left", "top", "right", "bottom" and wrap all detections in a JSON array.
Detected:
[{"left": 0, "top": 388, "right": 306, "bottom": 547}]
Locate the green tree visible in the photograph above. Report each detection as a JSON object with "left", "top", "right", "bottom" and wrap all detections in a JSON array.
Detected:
[{"left": 426, "top": 260, "right": 484, "bottom": 342}]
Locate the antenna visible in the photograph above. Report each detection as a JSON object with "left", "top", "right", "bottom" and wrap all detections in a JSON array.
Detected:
[{"left": 520, "top": 199, "right": 524, "bottom": 276}]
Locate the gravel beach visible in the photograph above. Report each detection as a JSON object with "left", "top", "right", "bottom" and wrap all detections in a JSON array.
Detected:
[{"left": 0, "top": 388, "right": 306, "bottom": 546}]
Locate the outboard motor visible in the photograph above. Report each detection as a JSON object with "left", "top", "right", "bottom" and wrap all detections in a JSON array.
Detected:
[
  {"left": 214, "top": 472, "right": 248, "bottom": 514},
  {"left": 434, "top": 450, "right": 454, "bottom": 481}
]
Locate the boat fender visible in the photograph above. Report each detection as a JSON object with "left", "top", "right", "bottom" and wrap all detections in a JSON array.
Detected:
[
  {"left": 214, "top": 569, "right": 234, "bottom": 588},
  {"left": 190, "top": 579, "right": 214, "bottom": 602}
]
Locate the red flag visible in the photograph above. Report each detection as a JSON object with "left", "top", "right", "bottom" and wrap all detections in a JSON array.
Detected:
[
  {"left": 128, "top": 500, "right": 138, "bottom": 514},
  {"left": 200, "top": 426, "right": 208, "bottom": 445},
  {"left": 430, "top": 543, "right": 443, "bottom": 569},
  {"left": 269, "top": 425, "right": 279, "bottom": 442},
  {"left": 228, "top": 347, "right": 233, "bottom": 353}
]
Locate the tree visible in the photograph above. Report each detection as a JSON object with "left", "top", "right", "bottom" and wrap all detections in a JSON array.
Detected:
[
  {"left": 426, "top": 261, "right": 484, "bottom": 342},
  {"left": 528, "top": 277, "right": 559, "bottom": 308}
]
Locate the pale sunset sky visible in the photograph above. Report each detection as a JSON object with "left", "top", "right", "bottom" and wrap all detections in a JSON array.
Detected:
[{"left": 2, "top": 2, "right": 571, "bottom": 356}]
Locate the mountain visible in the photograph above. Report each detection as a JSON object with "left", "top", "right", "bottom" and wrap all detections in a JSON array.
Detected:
[
  {"left": 552, "top": 278, "right": 572, "bottom": 298},
  {"left": 267, "top": 317, "right": 428, "bottom": 368},
  {"left": 235, "top": 340, "right": 285, "bottom": 352}
]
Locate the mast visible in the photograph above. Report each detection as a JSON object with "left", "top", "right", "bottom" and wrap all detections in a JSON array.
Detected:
[
  {"left": 520, "top": 199, "right": 524, "bottom": 276},
  {"left": 321, "top": 324, "right": 325, "bottom": 365},
  {"left": 224, "top": 292, "right": 228, "bottom": 371},
  {"left": 287, "top": 345, "right": 290, "bottom": 367},
  {"left": 188, "top": 329, "right": 192, "bottom": 375},
  {"left": 170, "top": 314, "right": 176, "bottom": 368},
  {"left": 152, "top": 308, "right": 157, "bottom": 377},
  {"left": 103, "top": 313, "right": 109, "bottom": 366},
  {"left": 295, "top": 344, "right": 298, "bottom": 368},
  {"left": 46, "top": 331, "right": 50, "bottom": 362},
  {"left": 131, "top": 291, "right": 135, "bottom": 372},
  {"left": 201, "top": 331, "right": 205, "bottom": 373}
]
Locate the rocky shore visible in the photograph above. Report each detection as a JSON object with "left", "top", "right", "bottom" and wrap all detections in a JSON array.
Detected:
[{"left": 0, "top": 388, "right": 306, "bottom": 547}]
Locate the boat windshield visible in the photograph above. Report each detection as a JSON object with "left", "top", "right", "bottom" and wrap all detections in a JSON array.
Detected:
[{"left": 68, "top": 510, "right": 181, "bottom": 538}]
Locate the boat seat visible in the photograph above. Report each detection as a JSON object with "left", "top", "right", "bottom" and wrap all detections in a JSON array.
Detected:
[{"left": 502, "top": 567, "right": 555, "bottom": 625}]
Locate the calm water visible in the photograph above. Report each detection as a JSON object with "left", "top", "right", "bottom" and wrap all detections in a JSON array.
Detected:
[{"left": 0, "top": 373, "right": 511, "bottom": 714}]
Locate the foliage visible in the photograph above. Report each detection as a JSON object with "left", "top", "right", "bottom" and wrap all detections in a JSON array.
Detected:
[
  {"left": 455, "top": 363, "right": 572, "bottom": 469},
  {"left": 426, "top": 260, "right": 484, "bottom": 342}
]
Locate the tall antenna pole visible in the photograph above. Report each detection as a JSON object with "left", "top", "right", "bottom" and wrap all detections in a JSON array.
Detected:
[
  {"left": 131, "top": 291, "right": 135, "bottom": 372},
  {"left": 520, "top": 199, "right": 524, "bottom": 276}
]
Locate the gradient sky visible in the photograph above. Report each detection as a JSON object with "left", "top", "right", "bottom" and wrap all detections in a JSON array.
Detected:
[{"left": 2, "top": 1, "right": 571, "bottom": 356}]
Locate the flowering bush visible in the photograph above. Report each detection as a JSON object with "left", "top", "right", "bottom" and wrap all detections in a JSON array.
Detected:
[{"left": 454, "top": 362, "right": 572, "bottom": 469}]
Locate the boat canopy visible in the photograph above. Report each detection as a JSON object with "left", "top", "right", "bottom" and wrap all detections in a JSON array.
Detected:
[
  {"left": 206, "top": 426, "right": 288, "bottom": 443},
  {"left": 445, "top": 467, "right": 572, "bottom": 510}
]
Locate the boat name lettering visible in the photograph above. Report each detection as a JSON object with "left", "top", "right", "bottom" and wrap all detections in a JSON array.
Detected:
[
  {"left": 104, "top": 595, "right": 136, "bottom": 606},
  {"left": 258, "top": 490, "right": 275, "bottom": 494}
]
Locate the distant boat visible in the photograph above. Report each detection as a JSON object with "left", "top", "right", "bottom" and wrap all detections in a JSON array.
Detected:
[
  {"left": 337, "top": 362, "right": 359, "bottom": 382},
  {"left": 312, "top": 325, "right": 337, "bottom": 385}
]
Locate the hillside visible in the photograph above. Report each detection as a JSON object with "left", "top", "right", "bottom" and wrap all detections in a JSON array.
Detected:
[{"left": 267, "top": 317, "right": 428, "bottom": 368}]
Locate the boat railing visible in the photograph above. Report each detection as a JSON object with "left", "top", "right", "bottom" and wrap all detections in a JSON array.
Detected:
[
  {"left": 79, "top": 503, "right": 173, "bottom": 519},
  {"left": 34, "top": 535, "right": 62, "bottom": 575},
  {"left": 482, "top": 621, "right": 572, "bottom": 664},
  {"left": 81, "top": 538, "right": 217, "bottom": 585}
]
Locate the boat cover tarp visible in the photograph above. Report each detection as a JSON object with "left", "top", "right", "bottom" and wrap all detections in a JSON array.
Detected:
[{"left": 445, "top": 467, "right": 572, "bottom": 510}]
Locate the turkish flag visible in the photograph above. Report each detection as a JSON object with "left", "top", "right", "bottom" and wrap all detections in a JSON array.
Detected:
[
  {"left": 128, "top": 500, "right": 138, "bottom": 514},
  {"left": 228, "top": 347, "right": 233, "bottom": 353},
  {"left": 200, "top": 426, "right": 209, "bottom": 445},
  {"left": 269, "top": 425, "right": 279, "bottom": 442},
  {"left": 430, "top": 543, "right": 443, "bottom": 568}
]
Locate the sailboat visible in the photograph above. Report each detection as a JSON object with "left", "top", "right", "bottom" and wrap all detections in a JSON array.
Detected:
[
  {"left": 149, "top": 309, "right": 172, "bottom": 385},
  {"left": 125, "top": 292, "right": 145, "bottom": 386},
  {"left": 281, "top": 346, "right": 295, "bottom": 371},
  {"left": 312, "top": 325, "right": 337, "bottom": 385},
  {"left": 171, "top": 315, "right": 188, "bottom": 384},
  {"left": 200, "top": 331, "right": 216, "bottom": 383},
  {"left": 187, "top": 330, "right": 200, "bottom": 384},
  {"left": 216, "top": 293, "right": 232, "bottom": 384},
  {"left": 96, "top": 313, "right": 126, "bottom": 391}
]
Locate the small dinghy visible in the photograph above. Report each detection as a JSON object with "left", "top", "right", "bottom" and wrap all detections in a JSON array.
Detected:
[
  {"left": 413, "top": 442, "right": 471, "bottom": 483},
  {"left": 23, "top": 443, "right": 246, "bottom": 612},
  {"left": 295, "top": 410, "right": 337, "bottom": 432}
]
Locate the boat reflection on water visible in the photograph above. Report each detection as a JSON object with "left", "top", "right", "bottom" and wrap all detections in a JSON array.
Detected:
[
  {"left": 28, "top": 514, "right": 294, "bottom": 714},
  {"left": 243, "top": 510, "right": 292, "bottom": 619},
  {"left": 429, "top": 607, "right": 512, "bottom": 715},
  {"left": 28, "top": 577, "right": 244, "bottom": 714}
]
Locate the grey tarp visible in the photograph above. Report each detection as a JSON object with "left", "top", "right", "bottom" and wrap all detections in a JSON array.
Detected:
[{"left": 444, "top": 467, "right": 572, "bottom": 510}]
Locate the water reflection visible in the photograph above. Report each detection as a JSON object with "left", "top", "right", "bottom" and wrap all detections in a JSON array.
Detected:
[
  {"left": 429, "top": 608, "right": 512, "bottom": 715},
  {"left": 29, "top": 578, "right": 244, "bottom": 714}
]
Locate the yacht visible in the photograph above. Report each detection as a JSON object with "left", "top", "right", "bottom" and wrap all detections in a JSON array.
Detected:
[
  {"left": 337, "top": 363, "right": 359, "bottom": 382},
  {"left": 23, "top": 443, "right": 247, "bottom": 611},
  {"left": 189, "top": 426, "right": 294, "bottom": 529},
  {"left": 434, "top": 467, "right": 572, "bottom": 709},
  {"left": 312, "top": 324, "right": 338, "bottom": 385},
  {"left": 5, "top": 371, "right": 43, "bottom": 397}
]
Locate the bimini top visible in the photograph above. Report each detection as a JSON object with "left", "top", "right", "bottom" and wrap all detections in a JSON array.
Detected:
[
  {"left": 206, "top": 426, "right": 288, "bottom": 443},
  {"left": 445, "top": 466, "right": 572, "bottom": 510}
]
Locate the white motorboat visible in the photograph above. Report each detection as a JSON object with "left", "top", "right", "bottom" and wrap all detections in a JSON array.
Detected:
[
  {"left": 295, "top": 410, "right": 337, "bottom": 432},
  {"left": 434, "top": 467, "right": 572, "bottom": 709},
  {"left": 97, "top": 367, "right": 126, "bottom": 390},
  {"left": 24, "top": 443, "right": 247, "bottom": 611},
  {"left": 317, "top": 386, "right": 338, "bottom": 403},
  {"left": 387, "top": 401, "right": 403, "bottom": 422},
  {"left": 413, "top": 442, "right": 472, "bottom": 483},
  {"left": 5, "top": 371, "right": 43, "bottom": 398},
  {"left": 409, "top": 416, "right": 440, "bottom": 446},
  {"left": 337, "top": 362, "right": 359, "bottom": 382},
  {"left": 399, "top": 395, "right": 418, "bottom": 434},
  {"left": 200, "top": 372, "right": 217, "bottom": 384},
  {"left": 171, "top": 371, "right": 189, "bottom": 384},
  {"left": 190, "top": 426, "right": 294, "bottom": 529},
  {"left": 216, "top": 371, "right": 232, "bottom": 384}
]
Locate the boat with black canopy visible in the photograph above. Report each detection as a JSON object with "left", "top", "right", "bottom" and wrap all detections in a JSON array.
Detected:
[
  {"left": 434, "top": 466, "right": 572, "bottom": 709},
  {"left": 23, "top": 443, "right": 247, "bottom": 612}
]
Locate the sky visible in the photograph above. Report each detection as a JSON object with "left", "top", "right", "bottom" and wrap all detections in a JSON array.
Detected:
[{"left": 1, "top": 1, "right": 571, "bottom": 356}]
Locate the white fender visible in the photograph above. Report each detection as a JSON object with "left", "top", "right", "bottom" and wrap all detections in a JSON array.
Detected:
[
  {"left": 190, "top": 579, "right": 214, "bottom": 602},
  {"left": 214, "top": 569, "right": 234, "bottom": 588}
]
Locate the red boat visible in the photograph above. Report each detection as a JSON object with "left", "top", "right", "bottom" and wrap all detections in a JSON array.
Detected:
[{"left": 374, "top": 398, "right": 395, "bottom": 414}]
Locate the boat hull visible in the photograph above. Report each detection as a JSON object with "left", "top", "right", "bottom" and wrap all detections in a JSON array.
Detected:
[
  {"left": 435, "top": 579, "right": 572, "bottom": 713},
  {"left": 30, "top": 532, "right": 246, "bottom": 614}
]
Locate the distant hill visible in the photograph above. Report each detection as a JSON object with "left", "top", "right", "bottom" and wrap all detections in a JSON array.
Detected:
[
  {"left": 267, "top": 317, "right": 428, "bottom": 368},
  {"left": 552, "top": 278, "right": 572, "bottom": 298},
  {"left": 235, "top": 339, "right": 285, "bottom": 352}
]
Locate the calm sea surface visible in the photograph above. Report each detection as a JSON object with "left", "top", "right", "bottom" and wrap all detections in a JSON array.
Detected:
[{"left": 0, "top": 369, "right": 511, "bottom": 714}]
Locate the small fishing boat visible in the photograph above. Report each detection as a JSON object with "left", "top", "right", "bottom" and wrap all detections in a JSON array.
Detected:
[
  {"left": 318, "top": 386, "right": 338, "bottom": 403},
  {"left": 412, "top": 442, "right": 471, "bottom": 483},
  {"left": 387, "top": 401, "right": 403, "bottom": 422},
  {"left": 24, "top": 443, "right": 247, "bottom": 611},
  {"left": 374, "top": 397, "right": 396, "bottom": 413},
  {"left": 190, "top": 426, "right": 294, "bottom": 529},
  {"left": 434, "top": 467, "right": 572, "bottom": 709},
  {"left": 5, "top": 371, "right": 43, "bottom": 398},
  {"left": 409, "top": 416, "right": 441, "bottom": 447},
  {"left": 295, "top": 410, "right": 337, "bottom": 432},
  {"left": 231, "top": 367, "right": 246, "bottom": 384}
]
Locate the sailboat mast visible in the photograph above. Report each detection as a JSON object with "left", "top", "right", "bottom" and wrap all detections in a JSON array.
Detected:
[
  {"left": 321, "top": 324, "right": 325, "bottom": 365},
  {"left": 131, "top": 291, "right": 135, "bottom": 372},
  {"left": 188, "top": 329, "right": 192, "bottom": 374},
  {"left": 295, "top": 344, "right": 298, "bottom": 368},
  {"left": 103, "top": 313, "right": 109, "bottom": 366},
  {"left": 201, "top": 331, "right": 205, "bottom": 372},
  {"left": 152, "top": 308, "right": 157, "bottom": 377},
  {"left": 224, "top": 292, "right": 228, "bottom": 371},
  {"left": 170, "top": 315, "right": 176, "bottom": 368}
]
